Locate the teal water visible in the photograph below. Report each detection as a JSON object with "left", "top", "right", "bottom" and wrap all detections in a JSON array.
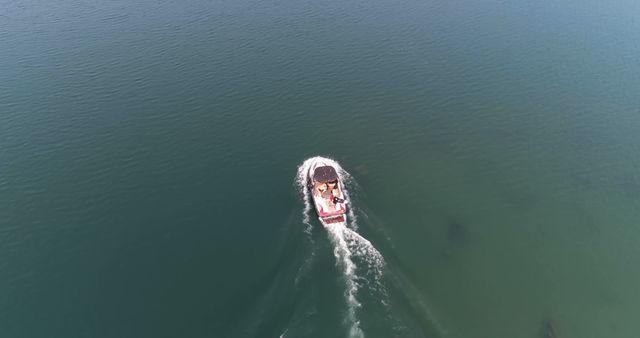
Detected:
[{"left": 2, "top": 0, "right": 640, "bottom": 337}]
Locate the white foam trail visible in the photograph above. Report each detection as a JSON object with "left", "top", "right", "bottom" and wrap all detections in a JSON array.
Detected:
[
  {"left": 342, "top": 227, "right": 386, "bottom": 287},
  {"left": 324, "top": 222, "right": 364, "bottom": 338},
  {"left": 296, "top": 156, "right": 386, "bottom": 338}
]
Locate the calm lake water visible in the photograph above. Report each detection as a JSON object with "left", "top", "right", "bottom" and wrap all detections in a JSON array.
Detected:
[{"left": 2, "top": 0, "right": 640, "bottom": 337}]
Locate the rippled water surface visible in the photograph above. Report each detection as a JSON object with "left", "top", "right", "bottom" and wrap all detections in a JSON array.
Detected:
[{"left": 2, "top": 0, "right": 640, "bottom": 337}]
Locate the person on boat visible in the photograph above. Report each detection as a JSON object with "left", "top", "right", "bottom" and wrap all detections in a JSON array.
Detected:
[
  {"left": 327, "top": 180, "right": 338, "bottom": 197},
  {"left": 315, "top": 182, "right": 336, "bottom": 211},
  {"left": 316, "top": 182, "right": 328, "bottom": 196},
  {"left": 320, "top": 182, "right": 333, "bottom": 199},
  {"left": 326, "top": 180, "right": 345, "bottom": 205}
]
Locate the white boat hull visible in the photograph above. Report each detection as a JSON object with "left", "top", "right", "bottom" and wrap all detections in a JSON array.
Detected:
[{"left": 307, "top": 159, "right": 347, "bottom": 224}]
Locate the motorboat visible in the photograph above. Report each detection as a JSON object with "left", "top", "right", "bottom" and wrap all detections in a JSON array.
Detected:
[{"left": 308, "top": 163, "right": 347, "bottom": 224}]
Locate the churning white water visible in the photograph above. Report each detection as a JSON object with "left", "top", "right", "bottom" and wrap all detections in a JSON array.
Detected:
[{"left": 296, "top": 156, "right": 386, "bottom": 338}]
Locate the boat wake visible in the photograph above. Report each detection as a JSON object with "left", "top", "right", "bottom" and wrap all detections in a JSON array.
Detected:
[{"left": 296, "top": 156, "right": 386, "bottom": 338}]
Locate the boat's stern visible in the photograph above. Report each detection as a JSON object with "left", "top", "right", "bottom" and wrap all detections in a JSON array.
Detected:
[{"left": 321, "top": 214, "right": 346, "bottom": 224}]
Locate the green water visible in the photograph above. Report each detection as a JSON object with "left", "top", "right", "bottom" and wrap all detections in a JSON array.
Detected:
[{"left": 2, "top": 0, "right": 640, "bottom": 337}]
